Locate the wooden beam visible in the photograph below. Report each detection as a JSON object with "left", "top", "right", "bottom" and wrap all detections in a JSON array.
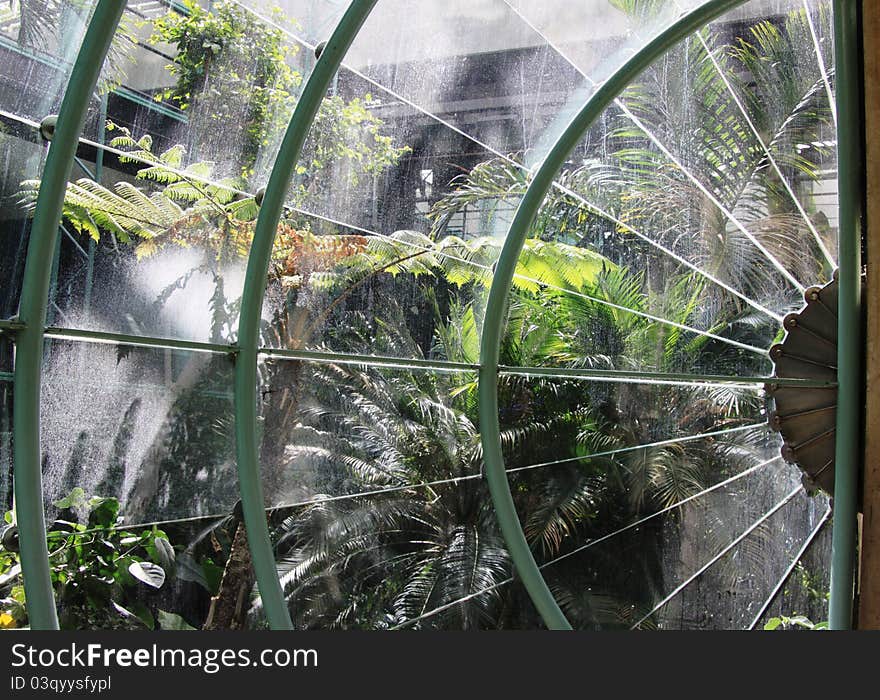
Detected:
[{"left": 859, "top": 0, "right": 880, "bottom": 630}]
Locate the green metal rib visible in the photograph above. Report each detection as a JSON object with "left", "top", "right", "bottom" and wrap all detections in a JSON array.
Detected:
[
  {"left": 12, "top": 0, "right": 125, "bottom": 630},
  {"left": 233, "top": 0, "right": 377, "bottom": 630},
  {"left": 2, "top": 320, "right": 836, "bottom": 387},
  {"left": 477, "top": 0, "right": 749, "bottom": 630},
  {"left": 829, "top": 0, "right": 863, "bottom": 631}
]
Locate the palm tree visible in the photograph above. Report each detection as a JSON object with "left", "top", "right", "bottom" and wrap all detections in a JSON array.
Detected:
[
  {"left": 428, "top": 4, "right": 834, "bottom": 365},
  {"left": 271, "top": 360, "right": 511, "bottom": 629},
  {"left": 607, "top": 7, "right": 835, "bottom": 305},
  {"left": 401, "top": 2, "right": 834, "bottom": 627},
  {"left": 256, "top": 231, "right": 765, "bottom": 628},
  {"left": 265, "top": 310, "right": 596, "bottom": 628}
]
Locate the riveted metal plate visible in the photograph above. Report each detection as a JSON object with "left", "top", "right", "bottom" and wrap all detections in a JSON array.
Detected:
[{"left": 766, "top": 276, "right": 840, "bottom": 495}]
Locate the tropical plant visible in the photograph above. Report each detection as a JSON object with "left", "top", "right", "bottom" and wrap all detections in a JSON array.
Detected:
[
  {"left": 264, "top": 312, "right": 593, "bottom": 628},
  {"left": 264, "top": 2, "right": 837, "bottom": 629},
  {"left": 0, "top": 487, "right": 176, "bottom": 630},
  {"left": 13, "top": 0, "right": 406, "bottom": 631},
  {"left": 149, "top": 0, "right": 409, "bottom": 184},
  {"left": 763, "top": 614, "right": 827, "bottom": 631},
  {"left": 271, "top": 362, "right": 510, "bottom": 629},
  {"left": 429, "top": 5, "right": 835, "bottom": 366},
  {"left": 252, "top": 232, "right": 765, "bottom": 628}
]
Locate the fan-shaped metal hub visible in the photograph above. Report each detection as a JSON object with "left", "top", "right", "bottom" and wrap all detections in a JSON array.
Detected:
[{"left": 766, "top": 271, "right": 839, "bottom": 496}]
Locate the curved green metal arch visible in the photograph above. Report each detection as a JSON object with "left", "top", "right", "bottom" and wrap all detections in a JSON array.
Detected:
[
  {"left": 12, "top": 0, "right": 126, "bottom": 630},
  {"left": 234, "top": 0, "right": 378, "bottom": 630},
  {"left": 477, "top": 0, "right": 751, "bottom": 631}
]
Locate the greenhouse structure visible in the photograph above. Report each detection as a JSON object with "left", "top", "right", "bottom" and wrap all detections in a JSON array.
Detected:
[{"left": 0, "top": 0, "right": 876, "bottom": 631}]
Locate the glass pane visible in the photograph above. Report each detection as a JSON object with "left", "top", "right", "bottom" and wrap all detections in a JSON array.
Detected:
[
  {"left": 47, "top": 0, "right": 351, "bottom": 343},
  {"left": 40, "top": 339, "right": 236, "bottom": 525},
  {"left": 0, "top": 0, "right": 842, "bottom": 632},
  {"left": 0, "top": 137, "right": 46, "bottom": 318},
  {"left": 0, "top": 1, "right": 98, "bottom": 126},
  {"left": 494, "top": 376, "right": 829, "bottom": 630},
  {"left": 505, "top": 0, "right": 838, "bottom": 376},
  {"left": 0, "top": 2, "right": 98, "bottom": 317},
  {"left": 647, "top": 484, "right": 828, "bottom": 630},
  {"left": 253, "top": 357, "right": 829, "bottom": 629},
  {"left": 257, "top": 1, "right": 770, "bottom": 362},
  {"left": 748, "top": 516, "right": 832, "bottom": 630},
  {"left": 259, "top": 359, "right": 499, "bottom": 628}
]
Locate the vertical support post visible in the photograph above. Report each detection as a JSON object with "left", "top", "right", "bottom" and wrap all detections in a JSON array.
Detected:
[
  {"left": 233, "top": 0, "right": 376, "bottom": 630},
  {"left": 829, "top": 0, "right": 864, "bottom": 631},
  {"left": 83, "top": 92, "right": 108, "bottom": 320},
  {"left": 859, "top": 0, "right": 880, "bottom": 630},
  {"left": 12, "top": 0, "right": 125, "bottom": 630},
  {"left": 46, "top": 234, "right": 62, "bottom": 326}
]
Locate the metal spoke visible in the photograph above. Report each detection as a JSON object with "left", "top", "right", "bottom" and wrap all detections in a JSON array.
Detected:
[
  {"left": 631, "top": 485, "right": 802, "bottom": 629},
  {"left": 747, "top": 508, "right": 831, "bottom": 630},
  {"left": 391, "top": 454, "right": 781, "bottom": 630},
  {"left": 227, "top": 0, "right": 785, "bottom": 323}
]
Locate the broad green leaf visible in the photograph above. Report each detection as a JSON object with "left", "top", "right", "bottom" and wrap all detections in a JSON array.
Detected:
[
  {"left": 174, "top": 551, "right": 209, "bottom": 591},
  {"left": 87, "top": 498, "right": 120, "bottom": 528},
  {"left": 111, "top": 601, "right": 152, "bottom": 629},
  {"left": 149, "top": 536, "right": 176, "bottom": 570},
  {"left": 53, "top": 488, "right": 87, "bottom": 510},
  {"left": 129, "top": 561, "right": 166, "bottom": 589},
  {"left": 157, "top": 610, "right": 197, "bottom": 631}
]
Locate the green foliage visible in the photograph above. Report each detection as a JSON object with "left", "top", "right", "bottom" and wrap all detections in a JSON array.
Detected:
[
  {"left": 263, "top": 275, "right": 755, "bottom": 628},
  {"left": 608, "top": 0, "right": 671, "bottom": 25},
  {"left": 0, "top": 488, "right": 176, "bottom": 630},
  {"left": 19, "top": 118, "right": 400, "bottom": 289},
  {"left": 18, "top": 122, "right": 254, "bottom": 261},
  {"left": 336, "top": 229, "right": 611, "bottom": 293},
  {"left": 428, "top": 4, "right": 835, "bottom": 381},
  {"left": 6, "top": 2, "right": 837, "bottom": 630},
  {"left": 764, "top": 615, "right": 828, "bottom": 631},
  {"left": 20, "top": 0, "right": 409, "bottom": 307},
  {"left": 303, "top": 94, "right": 411, "bottom": 193},
  {"left": 794, "top": 562, "right": 830, "bottom": 604},
  {"left": 428, "top": 158, "right": 616, "bottom": 246},
  {"left": 0, "top": 0, "right": 65, "bottom": 51},
  {"left": 157, "top": 609, "right": 197, "bottom": 630},
  {"left": 149, "top": 1, "right": 408, "bottom": 182},
  {"left": 610, "top": 9, "right": 834, "bottom": 297},
  {"left": 151, "top": 0, "right": 300, "bottom": 172},
  {"left": 271, "top": 355, "right": 521, "bottom": 628}
]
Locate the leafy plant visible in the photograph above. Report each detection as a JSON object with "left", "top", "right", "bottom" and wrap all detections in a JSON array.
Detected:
[
  {"left": 0, "top": 488, "right": 175, "bottom": 630},
  {"left": 149, "top": 0, "right": 409, "bottom": 182},
  {"left": 793, "top": 562, "right": 830, "bottom": 605},
  {"left": 6, "top": 1, "right": 836, "bottom": 631},
  {"left": 150, "top": 0, "right": 300, "bottom": 172},
  {"left": 764, "top": 615, "right": 828, "bottom": 631}
]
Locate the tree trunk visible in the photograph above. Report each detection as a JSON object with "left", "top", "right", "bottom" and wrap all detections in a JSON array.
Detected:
[
  {"left": 202, "top": 354, "right": 303, "bottom": 629},
  {"left": 203, "top": 522, "right": 256, "bottom": 630}
]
